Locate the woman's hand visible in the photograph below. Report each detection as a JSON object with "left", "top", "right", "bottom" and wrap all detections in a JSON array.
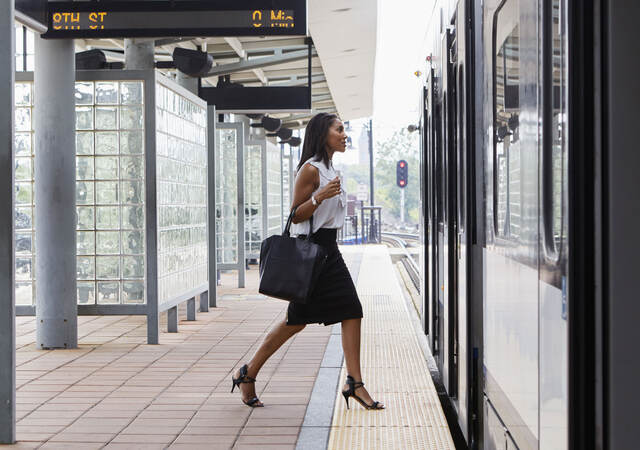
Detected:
[{"left": 316, "top": 176, "right": 341, "bottom": 203}]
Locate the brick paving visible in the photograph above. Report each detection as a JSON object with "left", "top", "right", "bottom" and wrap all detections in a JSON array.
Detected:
[{"left": 6, "top": 268, "right": 332, "bottom": 449}]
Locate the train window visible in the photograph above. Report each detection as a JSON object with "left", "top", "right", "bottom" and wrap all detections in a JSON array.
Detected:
[
  {"left": 549, "top": 0, "right": 567, "bottom": 256},
  {"left": 457, "top": 65, "right": 466, "bottom": 233},
  {"left": 493, "top": 0, "right": 521, "bottom": 238}
]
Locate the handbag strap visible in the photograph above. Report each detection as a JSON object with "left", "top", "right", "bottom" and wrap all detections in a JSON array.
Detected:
[{"left": 283, "top": 206, "right": 314, "bottom": 240}]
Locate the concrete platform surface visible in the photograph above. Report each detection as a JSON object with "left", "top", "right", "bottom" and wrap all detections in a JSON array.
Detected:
[{"left": 5, "top": 245, "right": 454, "bottom": 449}]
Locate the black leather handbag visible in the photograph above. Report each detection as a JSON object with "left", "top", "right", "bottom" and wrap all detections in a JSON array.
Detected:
[{"left": 258, "top": 207, "right": 327, "bottom": 304}]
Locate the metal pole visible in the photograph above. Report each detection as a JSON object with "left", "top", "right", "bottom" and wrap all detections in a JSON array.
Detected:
[
  {"left": 124, "top": 39, "right": 155, "bottom": 69},
  {"left": 34, "top": 36, "right": 78, "bottom": 349},
  {"left": 399, "top": 189, "right": 403, "bottom": 226},
  {"left": 0, "top": 0, "right": 16, "bottom": 442},
  {"left": 124, "top": 39, "right": 159, "bottom": 343},
  {"left": 368, "top": 119, "right": 375, "bottom": 206},
  {"left": 207, "top": 106, "right": 217, "bottom": 307},
  {"left": 280, "top": 143, "right": 285, "bottom": 230},
  {"left": 236, "top": 124, "right": 246, "bottom": 288},
  {"left": 368, "top": 119, "right": 375, "bottom": 240},
  {"left": 176, "top": 71, "right": 198, "bottom": 95}
]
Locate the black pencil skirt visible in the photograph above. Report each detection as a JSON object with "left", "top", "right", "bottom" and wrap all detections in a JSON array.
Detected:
[{"left": 286, "top": 228, "right": 364, "bottom": 326}]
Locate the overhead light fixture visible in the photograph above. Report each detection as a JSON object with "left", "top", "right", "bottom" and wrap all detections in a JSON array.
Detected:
[
  {"left": 172, "top": 47, "right": 213, "bottom": 77},
  {"left": 267, "top": 127, "right": 292, "bottom": 139},
  {"left": 280, "top": 136, "right": 302, "bottom": 147},
  {"left": 76, "top": 49, "right": 124, "bottom": 70},
  {"left": 276, "top": 127, "right": 293, "bottom": 140},
  {"left": 261, "top": 116, "right": 282, "bottom": 132},
  {"left": 76, "top": 49, "right": 106, "bottom": 70}
]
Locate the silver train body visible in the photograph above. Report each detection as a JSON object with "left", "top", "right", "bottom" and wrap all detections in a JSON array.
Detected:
[{"left": 417, "top": 0, "right": 640, "bottom": 449}]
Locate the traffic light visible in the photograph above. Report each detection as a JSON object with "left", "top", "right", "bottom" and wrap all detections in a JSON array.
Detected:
[{"left": 396, "top": 160, "right": 408, "bottom": 188}]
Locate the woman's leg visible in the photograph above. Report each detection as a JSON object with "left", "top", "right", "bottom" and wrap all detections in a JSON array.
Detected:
[
  {"left": 235, "top": 320, "right": 305, "bottom": 405},
  {"left": 341, "top": 318, "right": 384, "bottom": 407}
]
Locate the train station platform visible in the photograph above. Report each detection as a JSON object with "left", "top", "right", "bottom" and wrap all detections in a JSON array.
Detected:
[{"left": 7, "top": 245, "right": 453, "bottom": 450}]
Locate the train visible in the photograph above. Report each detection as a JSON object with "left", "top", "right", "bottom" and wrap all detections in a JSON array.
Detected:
[{"left": 416, "top": 0, "right": 639, "bottom": 449}]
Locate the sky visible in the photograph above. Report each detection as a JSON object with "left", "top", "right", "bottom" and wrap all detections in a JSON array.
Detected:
[
  {"left": 334, "top": 0, "right": 433, "bottom": 166},
  {"left": 373, "top": 0, "right": 433, "bottom": 131}
]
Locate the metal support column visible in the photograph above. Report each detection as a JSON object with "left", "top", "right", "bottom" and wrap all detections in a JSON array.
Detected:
[
  {"left": 34, "top": 37, "right": 78, "bottom": 350},
  {"left": 186, "top": 297, "right": 196, "bottom": 321},
  {"left": 207, "top": 106, "right": 217, "bottom": 307},
  {"left": 368, "top": 119, "right": 375, "bottom": 238},
  {"left": 124, "top": 39, "right": 154, "bottom": 70},
  {"left": 261, "top": 138, "right": 269, "bottom": 241},
  {"left": 237, "top": 125, "right": 246, "bottom": 288},
  {"left": 0, "top": 1, "right": 15, "bottom": 443},
  {"left": 280, "top": 143, "right": 284, "bottom": 229},
  {"left": 290, "top": 145, "right": 295, "bottom": 203},
  {"left": 124, "top": 41, "right": 159, "bottom": 343},
  {"left": 167, "top": 306, "right": 178, "bottom": 332},
  {"left": 176, "top": 71, "right": 198, "bottom": 95},
  {"left": 199, "top": 291, "right": 209, "bottom": 312}
]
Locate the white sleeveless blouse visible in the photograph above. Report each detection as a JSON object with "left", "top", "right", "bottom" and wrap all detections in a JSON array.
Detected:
[{"left": 290, "top": 158, "right": 347, "bottom": 235}]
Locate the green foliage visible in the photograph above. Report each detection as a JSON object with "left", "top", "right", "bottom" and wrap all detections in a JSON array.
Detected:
[
  {"left": 336, "top": 127, "right": 421, "bottom": 230},
  {"left": 373, "top": 128, "right": 421, "bottom": 228}
]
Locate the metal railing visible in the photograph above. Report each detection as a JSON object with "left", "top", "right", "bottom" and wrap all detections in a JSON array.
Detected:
[
  {"left": 338, "top": 207, "right": 384, "bottom": 245},
  {"left": 361, "top": 206, "right": 382, "bottom": 244},
  {"left": 338, "top": 215, "right": 360, "bottom": 244}
]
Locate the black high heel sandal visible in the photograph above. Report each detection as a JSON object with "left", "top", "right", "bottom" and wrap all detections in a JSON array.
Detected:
[
  {"left": 231, "top": 364, "right": 264, "bottom": 407},
  {"left": 341, "top": 375, "right": 384, "bottom": 410}
]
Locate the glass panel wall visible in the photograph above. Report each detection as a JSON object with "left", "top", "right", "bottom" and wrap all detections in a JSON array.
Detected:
[
  {"left": 216, "top": 128, "right": 238, "bottom": 264},
  {"left": 245, "top": 144, "right": 263, "bottom": 257},
  {"left": 282, "top": 148, "right": 291, "bottom": 224},
  {"left": 14, "top": 82, "right": 34, "bottom": 305},
  {"left": 266, "top": 142, "right": 282, "bottom": 237},
  {"left": 75, "top": 80, "right": 146, "bottom": 305},
  {"left": 13, "top": 73, "right": 210, "bottom": 339},
  {"left": 156, "top": 83, "right": 208, "bottom": 304},
  {"left": 13, "top": 80, "right": 147, "bottom": 306}
]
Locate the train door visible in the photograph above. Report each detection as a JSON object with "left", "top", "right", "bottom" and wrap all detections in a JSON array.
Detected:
[
  {"left": 454, "top": 0, "right": 472, "bottom": 441},
  {"left": 420, "top": 86, "right": 429, "bottom": 333},
  {"left": 435, "top": 52, "right": 446, "bottom": 377},
  {"left": 427, "top": 69, "right": 440, "bottom": 355},
  {"left": 441, "top": 26, "right": 457, "bottom": 396}
]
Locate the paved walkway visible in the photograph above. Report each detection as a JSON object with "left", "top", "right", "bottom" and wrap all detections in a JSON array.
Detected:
[{"left": 8, "top": 269, "right": 331, "bottom": 449}]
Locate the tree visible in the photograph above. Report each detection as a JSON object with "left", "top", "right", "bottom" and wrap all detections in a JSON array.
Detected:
[{"left": 373, "top": 128, "right": 420, "bottom": 229}]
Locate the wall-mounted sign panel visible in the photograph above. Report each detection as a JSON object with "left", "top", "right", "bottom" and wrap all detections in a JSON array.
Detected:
[
  {"left": 42, "top": 0, "right": 307, "bottom": 39},
  {"left": 199, "top": 87, "right": 311, "bottom": 114}
]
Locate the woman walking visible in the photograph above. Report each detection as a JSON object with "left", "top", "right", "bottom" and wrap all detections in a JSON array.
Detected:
[{"left": 231, "top": 113, "right": 384, "bottom": 410}]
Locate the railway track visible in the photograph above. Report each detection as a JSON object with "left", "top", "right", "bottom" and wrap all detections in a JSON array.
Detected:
[{"left": 381, "top": 232, "right": 421, "bottom": 293}]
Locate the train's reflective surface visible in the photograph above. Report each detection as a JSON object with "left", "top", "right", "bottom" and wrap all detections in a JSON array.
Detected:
[{"left": 417, "top": 1, "right": 575, "bottom": 448}]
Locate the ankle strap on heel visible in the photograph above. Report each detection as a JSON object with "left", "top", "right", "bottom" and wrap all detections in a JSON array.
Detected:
[
  {"left": 238, "top": 364, "right": 256, "bottom": 383},
  {"left": 345, "top": 375, "right": 364, "bottom": 389}
]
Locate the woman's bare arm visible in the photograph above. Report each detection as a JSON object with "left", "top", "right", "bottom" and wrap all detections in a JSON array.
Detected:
[{"left": 291, "top": 163, "right": 341, "bottom": 224}]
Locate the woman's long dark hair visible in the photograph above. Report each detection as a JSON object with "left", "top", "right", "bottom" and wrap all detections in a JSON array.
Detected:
[{"left": 296, "top": 112, "right": 338, "bottom": 171}]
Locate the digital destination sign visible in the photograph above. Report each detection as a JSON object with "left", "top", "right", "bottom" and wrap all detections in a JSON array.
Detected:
[{"left": 43, "top": 1, "right": 307, "bottom": 39}]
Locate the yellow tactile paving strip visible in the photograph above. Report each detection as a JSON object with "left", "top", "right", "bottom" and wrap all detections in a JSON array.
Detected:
[{"left": 328, "top": 245, "right": 455, "bottom": 450}]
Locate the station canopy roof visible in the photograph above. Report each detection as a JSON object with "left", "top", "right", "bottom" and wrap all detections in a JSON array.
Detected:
[{"left": 75, "top": 0, "right": 378, "bottom": 129}]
